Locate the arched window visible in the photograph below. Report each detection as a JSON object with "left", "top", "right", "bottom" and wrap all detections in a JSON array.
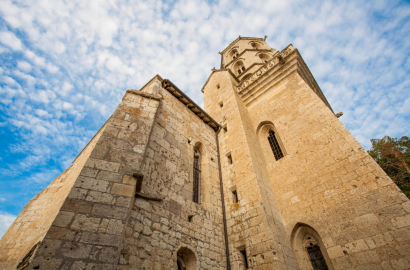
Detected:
[
  {"left": 251, "top": 42, "right": 262, "bottom": 49},
  {"left": 268, "top": 130, "right": 284, "bottom": 160},
  {"left": 256, "top": 121, "right": 287, "bottom": 162},
  {"left": 193, "top": 149, "right": 201, "bottom": 203},
  {"left": 230, "top": 49, "right": 239, "bottom": 61},
  {"left": 233, "top": 61, "right": 245, "bottom": 76},
  {"left": 258, "top": 53, "right": 271, "bottom": 63}
]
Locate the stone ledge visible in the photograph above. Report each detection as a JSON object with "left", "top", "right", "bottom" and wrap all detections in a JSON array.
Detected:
[{"left": 125, "top": 89, "right": 162, "bottom": 101}]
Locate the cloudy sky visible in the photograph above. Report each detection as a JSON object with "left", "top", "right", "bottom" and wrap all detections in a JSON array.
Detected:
[{"left": 0, "top": 0, "right": 409, "bottom": 237}]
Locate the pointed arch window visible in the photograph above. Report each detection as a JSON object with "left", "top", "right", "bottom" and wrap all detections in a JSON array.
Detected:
[
  {"left": 259, "top": 53, "right": 271, "bottom": 63},
  {"left": 251, "top": 42, "right": 262, "bottom": 49},
  {"left": 193, "top": 149, "right": 201, "bottom": 203},
  {"left": 268, "top": 130, "right": 284, "bottom": 160},
  {"left": 230, "top": 49, "right": 239, "bottom": 61},
  {"left": 234, "top": 61, "right": 245, "bottom": 76},
  {"left": 307, "top": 245, "right": 329, "bottom": 270}
]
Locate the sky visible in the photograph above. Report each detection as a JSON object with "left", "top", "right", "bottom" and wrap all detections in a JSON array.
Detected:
[{"left": 0, "top": 0, "right": 409, "bottom": 238}]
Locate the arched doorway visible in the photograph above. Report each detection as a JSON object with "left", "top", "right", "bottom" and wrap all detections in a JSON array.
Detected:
[
  {"left": 291, "top": 223, "right": 334, "bottom": 270},
  {"left": 176, "top": 247, "right": 197, "bottom": 270}
]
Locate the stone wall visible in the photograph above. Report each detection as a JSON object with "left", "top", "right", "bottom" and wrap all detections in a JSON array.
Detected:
[
  {"left": 116, "top": 80, "right": 226, "bottom": 269},
  {"left": 25, "top": 89, "right": 161, "bottom": 269},
  {"left": 246, "top": 63, "right": 410, "bottom": 269},
  {"left": 0, "top": 120, "right": 107, "bottom": 270},
  {"left": 203, "top": 70, "right": 299, "bottom": 270}
]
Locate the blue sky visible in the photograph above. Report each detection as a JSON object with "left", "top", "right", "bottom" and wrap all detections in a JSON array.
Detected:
[{"left": 0, "top": 0, "right": 410, "bottom": 237}]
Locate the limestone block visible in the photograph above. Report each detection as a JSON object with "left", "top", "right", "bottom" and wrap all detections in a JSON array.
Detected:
[
  {"left": 354, "top": 250, "right": 381, "bottom": 264},
  {"left": 111, "top": 183, "right": 134, "bottom": 197},
  {"left": 53, "top": 211, "right": 75, "bottom": 227},
  {"left": 79, "top": 232, "right": 121, "bottom": 247},
  {"left": 61, "top": 242, "right": 93, "bottom": 259},
  {"left": 91, "top": 204, "right": 128, "bottom": 220},
  {"left": 85, "top": 158, "right": 120, "bottom": 173},
  {"left": 106, "top": 219, "right": 124, "bottom": 235},
  {"left": 392, "top": 215, "right": 410, "bottom": 229}
]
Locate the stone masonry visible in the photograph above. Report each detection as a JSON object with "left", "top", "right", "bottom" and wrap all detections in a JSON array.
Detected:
[{"left": 1, "top": 36, "right": 410, "bottom": 270}]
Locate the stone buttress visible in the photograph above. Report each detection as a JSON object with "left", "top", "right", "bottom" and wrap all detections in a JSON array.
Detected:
[{"left": 23, "top": 87, "right": 162, "bottom": 269}]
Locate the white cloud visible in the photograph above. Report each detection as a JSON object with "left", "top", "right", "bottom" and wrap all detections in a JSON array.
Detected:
[
  {"left": 17, "top": 61, "right": 32, "bottom": 71},
  {"left": 60, "top": 82, "right": 74, "bottom": 96},
  {"left": 0, "top": 31, "right": 22, "bottom": 50},
  {"left": 0, "top": 212, "right": 16, "bottom": 239},
  {"left": 54, "top": 41, "right": 66, "bottom": 54},
  {"left": 35, "top": 109, "right": 51, "bottom": 117},
  {"left": 62, "top": 101, "right": 73, "bottom": 110},
  {"left": 46, "top": 63, "right": 59, "bottom": 74},
  {"left": 0, "top": 0, "right": 409, "bottom": 219}
]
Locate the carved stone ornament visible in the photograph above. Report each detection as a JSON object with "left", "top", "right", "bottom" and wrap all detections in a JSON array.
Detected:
[
  {"left": 236, "top": 45, "right": 294, "bottom": 92},
  {"left": 302, "top": 234, "right": 319, "bottom": 250}
]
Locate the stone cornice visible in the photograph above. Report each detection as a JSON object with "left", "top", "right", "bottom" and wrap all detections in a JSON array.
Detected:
[
  {"left": 237, "top": 62, "right": 264, "bottom": 80},
  {"left": 220, "top": 36, "right": 265, "bottom": 54},
  {"left": 237, "top": 44, "right": 333, "bottom": 112},
  {"left": 236, "top": 44, "right": 294, "bottom": 93},
  {"left": 162, "top": 79, "right": 220, "bottom": 131}
]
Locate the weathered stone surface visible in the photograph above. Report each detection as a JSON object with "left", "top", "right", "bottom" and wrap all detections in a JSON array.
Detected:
[
  {"left": 2, "top": 37, "right": 410, "bottom": 270},
  {"left": 111, "top": 183, "right": 134, "bottom": 197}
]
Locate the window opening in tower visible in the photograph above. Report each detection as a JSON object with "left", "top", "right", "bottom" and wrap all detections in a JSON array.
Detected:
[
  {"left": 193, "top": 153, "right": 201, "bottom": 203},
  {"left": 268, "top": 130, "right": 284, "bottom": 160}
]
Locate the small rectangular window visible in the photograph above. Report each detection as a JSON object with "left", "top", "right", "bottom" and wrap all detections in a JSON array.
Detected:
[
  {"left": 132, "top": 173, "right": 144, "bottom": 193},
  {"left": 219, "top": 101, "right": 223, "bottom": 108},
  {"left": 232, "top": 190, "right": 238, "bottom": 203},
  {"left": 240, "top": 249, "right": 249, "bottom": 269},
  {"left": 223, "top": 125, "right": 227, "bottom": 132}
]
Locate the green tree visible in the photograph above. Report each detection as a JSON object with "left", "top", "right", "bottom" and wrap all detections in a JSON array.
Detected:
[{"left": 368, "top": 136, "right": 410, "bottom": 197}]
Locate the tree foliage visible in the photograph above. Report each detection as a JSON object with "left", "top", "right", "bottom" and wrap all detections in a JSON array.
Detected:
[{"left": 368, "top": 136, "right": 410, "bottom": 197}]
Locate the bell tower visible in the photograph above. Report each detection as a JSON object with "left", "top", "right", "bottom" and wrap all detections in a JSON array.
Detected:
[
  {"left": 202, "top": 36, "right": 300, "bottom": 269},
  {"left": 202, "top": 36, "right": 410, "bottom": 270},
  {"left": 220, "top": 36, "right": 277, "bottom": 80}
]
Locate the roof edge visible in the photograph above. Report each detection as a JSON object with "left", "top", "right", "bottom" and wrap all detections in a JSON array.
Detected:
[
  {"left": 201, "top": 69, "right": 239, "bottom": 93},
  {"left": 220, "top": 36, "right": 265, "bottom": 54},
  {"left": 162, "top": 79, "right": 221, "bottom": 131}
]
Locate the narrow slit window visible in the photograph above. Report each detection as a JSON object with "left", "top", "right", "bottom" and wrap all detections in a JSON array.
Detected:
[
  {"left": 240, "top": 249, "right": 249, "bottom": 269},
  {"left": 193, "top": 150, "right": 201, "bottom": 203},
  {"left": 227, "top": 153, "right": 233, "bottom": 165},
  {"left": 232, "top": 190, "right": 238, "bottom": 203},
  {"left": 268, "top": 130, "right": 284, "bottom": 160},
  {"left": 219, "top": 101, "right": 223, "bottom": 108},
  {"left": 223, "top": 125, "right": 227, "bottom": 132}
]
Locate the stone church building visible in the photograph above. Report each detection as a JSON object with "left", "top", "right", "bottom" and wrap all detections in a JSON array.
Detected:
[{"left": 1, "top": 36, "right": 410, "bottom": 270}]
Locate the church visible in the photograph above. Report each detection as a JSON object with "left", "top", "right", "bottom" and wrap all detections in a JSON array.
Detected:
[{"left": 1, "top": 36, "right": 410, "bottom": 270}]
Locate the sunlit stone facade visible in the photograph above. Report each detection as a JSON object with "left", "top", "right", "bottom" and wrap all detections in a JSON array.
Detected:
[{"left": 1, "top": 36, "right": 410, "bottom": 270}]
